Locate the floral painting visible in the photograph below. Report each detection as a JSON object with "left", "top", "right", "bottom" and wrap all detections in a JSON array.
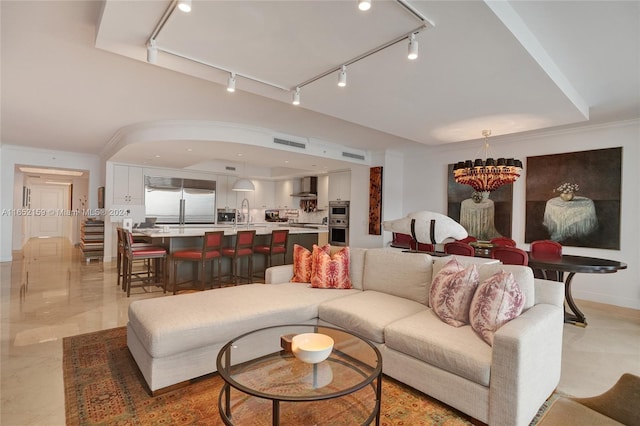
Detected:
[
  {"left": 446, "top": 164, "right": 513, "bottom": 240},
  {"left": 368, "top": 166, "right": 383, "bottom": 235},
  {"left": 525, "top": 147, "right": 622, "bottom": 249}
]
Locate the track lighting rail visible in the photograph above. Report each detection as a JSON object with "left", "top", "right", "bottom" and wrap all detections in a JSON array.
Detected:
[{"left": 146, "top": 0, "right": 434, "bottom": 101}]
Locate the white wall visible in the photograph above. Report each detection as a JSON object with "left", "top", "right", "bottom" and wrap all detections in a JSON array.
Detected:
[
  {"left": 401, "top": 120, "right": 640, "bottom": 309},
  {"left": 0, "top": 145, "right": 102, "bottom": 262}
]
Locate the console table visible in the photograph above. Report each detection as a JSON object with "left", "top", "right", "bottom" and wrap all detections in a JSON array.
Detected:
[{"left": 527, "top": 253, "right": 627, "bottom": 326}]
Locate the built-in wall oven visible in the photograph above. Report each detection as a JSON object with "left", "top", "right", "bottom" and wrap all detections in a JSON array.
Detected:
[{"left": 328, "top": 200, "right": 349, "bottom": 246}]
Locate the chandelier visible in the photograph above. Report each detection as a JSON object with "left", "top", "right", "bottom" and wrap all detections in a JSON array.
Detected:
[{"left": 453, "top": 130, "right": 522, "bottom": 193}]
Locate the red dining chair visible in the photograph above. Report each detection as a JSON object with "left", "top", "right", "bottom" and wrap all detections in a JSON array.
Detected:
[
  {"left": 254, "top": 229, "right": 289, "bottom": 275},
  {"left": 444, "top": 241, "right": 475, "bottom": 256},
  {"left": 390, "top": 233, "right": 413, "bottom": 249},
  {"left": 409, "top": 239, "right": 434, "bottom": 252},
  {"left": 222, "top": 230, "right": 256, "bottom": 285},
  {"left": 491, "top": 246, "right": 529, "bottom": 265},
  {"left": 490, "top": 237, "right": 516, "bottom": 247},
  {"left": 456, "top": 236, "right": 477, "bottom": 244},
  {"left": 530, "top": 240, "right": 563, "bottom": 280},
  {"left": 530, "top": 240, "right": 562, "bottom": 259},
  {"left": 171, "top": 231, "right": 224, "bottom": 294}
]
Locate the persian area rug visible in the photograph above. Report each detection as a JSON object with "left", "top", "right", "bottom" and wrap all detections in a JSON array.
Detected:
[{"left": 63, "top": 327, "right": 551, "bottom": 425}]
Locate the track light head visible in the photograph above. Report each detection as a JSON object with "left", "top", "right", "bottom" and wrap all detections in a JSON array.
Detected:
[
  {"left": 358, "top": 0, "right": 371, "bottom": 11},
  {"left": 146, "top": 40, "right": 158, "bottom": 64},
  {"left": 292, "top": 87, "right": 301, "bottom": 105},
  {"left": 338, "top": 66, "right": 347, "bottom": 87},
  {"left": 177, "top": 0, "right": 192, "bottom": 13},
  {"left": 408, "top": 33, "right": 419, "bottom": 60},
  {"left": 227, "top": 73, "right": 236, "bottom": 93}
]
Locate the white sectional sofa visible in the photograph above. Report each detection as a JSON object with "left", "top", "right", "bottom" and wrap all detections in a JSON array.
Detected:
[{"left": 127, "top": 248, "right": 564, "bottom": 426}]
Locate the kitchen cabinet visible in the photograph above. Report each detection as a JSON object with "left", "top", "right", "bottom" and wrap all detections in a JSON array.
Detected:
[
  {"left": 252, "top": 180, "right": 274, "bottom": 209},
  {"left": 317, "top": 175, "right": 329, "bottom": 210},
  {"left": 113, "top": 165, "right": 143, "bottom": 204},
  {"left": 274, "top": 179, "right": 300, "bottom": 209},
  {"left": 328, "top": 170, "right": 351, "bottom": 201},
  {"left": 216, "top": 175, "right": 236, "bottom": 209}
]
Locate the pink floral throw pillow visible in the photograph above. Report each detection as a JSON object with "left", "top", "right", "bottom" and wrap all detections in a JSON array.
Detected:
[
  {"left": 310, "top": 246, "right": 352, "bottom": 289},
  {"left": 470, "top": 270, "right": 525, "bottom": 346},
  {"left": 290, "top": 244, "right": 330, "bottom": 283},
  {"left": 429, "top": 258, "right": 479, "bottom": 327}
]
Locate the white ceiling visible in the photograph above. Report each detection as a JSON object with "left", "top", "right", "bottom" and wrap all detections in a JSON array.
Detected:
[{"left": 2, "top": 1, "right": 639, "bottom": 177}]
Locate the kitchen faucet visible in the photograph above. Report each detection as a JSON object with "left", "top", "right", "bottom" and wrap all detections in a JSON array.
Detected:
[{"left": 240, "top": 197, "right": 250, "bottom": 228}]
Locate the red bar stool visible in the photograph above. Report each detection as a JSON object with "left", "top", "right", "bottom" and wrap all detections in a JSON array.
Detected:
[
  {"left": 116, "top": 227, "right": 153, "bottom": 291},
  {"left": 122, "top": 229, "right": 167, "bottom": 297},
  {"left": 171, "top": 231, "right": 224, "bottom": 294},
  {"left": 222, "top": 230, "right": 256, "bottom": 285},
  {"left": 444, "top": 241, "right": 475, "bottom": 256},
  {"left": 254, "top": 229, "right": 289, "bottom": 275}
]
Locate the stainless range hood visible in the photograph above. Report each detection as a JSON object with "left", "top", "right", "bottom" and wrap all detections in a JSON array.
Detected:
[{"left": 291, "top": 176, "right": 317, "bottom": 198}]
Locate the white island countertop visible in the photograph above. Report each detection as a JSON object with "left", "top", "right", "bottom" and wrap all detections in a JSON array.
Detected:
[{"left": 134, "top": 224, "right": 327, "bottom": 238}]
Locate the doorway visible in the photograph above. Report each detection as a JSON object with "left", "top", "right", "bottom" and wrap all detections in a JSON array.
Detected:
[{"left": 28, "top": 184, "right": 70, "bottom": 238}]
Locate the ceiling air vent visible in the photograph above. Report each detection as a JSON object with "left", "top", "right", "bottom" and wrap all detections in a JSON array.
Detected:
[
  {"left": 225, "top": 166, "right": 236, "bottom": 171},
  {"left": 274, "top": 137, "right": 306, "bottom": 149},
  {"left": 342, "top": 151, "right": 365, "bottom": 161}
]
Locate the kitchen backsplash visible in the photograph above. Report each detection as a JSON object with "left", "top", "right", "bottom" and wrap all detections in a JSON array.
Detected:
[{"left": 248, "top": 208, "right": 327, "bottom": 224}]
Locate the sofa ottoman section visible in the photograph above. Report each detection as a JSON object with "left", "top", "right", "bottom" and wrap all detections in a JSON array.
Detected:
[{"left": 127, "top": 282, "right": 359, "bottom": 392}]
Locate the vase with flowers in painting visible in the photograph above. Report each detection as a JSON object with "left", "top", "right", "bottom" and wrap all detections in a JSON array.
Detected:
[{"left": 554, "top": 182, "right": 579, "bottom": 202}]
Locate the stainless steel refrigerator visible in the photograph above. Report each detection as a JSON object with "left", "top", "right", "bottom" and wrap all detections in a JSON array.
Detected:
[{"left": 144, "top": 176, "right": 216, "bottom": 224}]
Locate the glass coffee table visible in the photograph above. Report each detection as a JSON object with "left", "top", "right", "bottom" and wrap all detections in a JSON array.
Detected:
[{"left": 216, "top": 324, "right": 382, "bottom": 425}]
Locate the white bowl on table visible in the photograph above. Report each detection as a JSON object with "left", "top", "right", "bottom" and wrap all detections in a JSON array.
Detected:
[{"left": 291, "top": 333, "right": 334, "bottom": 364}]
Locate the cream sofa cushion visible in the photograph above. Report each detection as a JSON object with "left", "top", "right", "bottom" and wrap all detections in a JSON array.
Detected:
[
  {"left": 362, "top": 248, "right": 432, "bottom": 304},
  {"left": 319, "top": 291, "right": 427, "bottom": 343},
  {"left": 384, "top": 309, "right": 492, "bottom": 386}
]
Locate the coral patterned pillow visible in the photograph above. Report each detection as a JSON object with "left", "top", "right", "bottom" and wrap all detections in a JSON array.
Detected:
[
  {"left": 290, "top": 244, "right": 330, "bottom": 283},
  {"left": 310, "top": 246, "right": 352, "bottom": 289},
  {"left": 470, "top": 270, "right": 525, "bottom": 346},
  {"left": 429, "top": 258, "right": 479, "bottom": 327}
]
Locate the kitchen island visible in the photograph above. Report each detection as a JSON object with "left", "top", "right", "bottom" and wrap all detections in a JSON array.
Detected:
[{"left": 133, "top": 224, "right": 328, "bottom": 283}]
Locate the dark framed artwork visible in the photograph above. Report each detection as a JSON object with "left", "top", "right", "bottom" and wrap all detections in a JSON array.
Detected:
[
  {"left": 525, "top": 147, "right": 622, "bottom": 249},
  {"left": 446, "top": 164, "right": 513, "bottom": 240},
  {"left": 98, "top": 186, "right": 105, "bottom": 209},
  {"left": 368, "top": 166, "right": 383, "bottom": 235}
]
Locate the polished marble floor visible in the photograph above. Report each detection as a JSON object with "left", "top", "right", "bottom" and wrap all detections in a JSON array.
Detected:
[{"left": 1, "top": 237, "right": 639, "bottom": 425}]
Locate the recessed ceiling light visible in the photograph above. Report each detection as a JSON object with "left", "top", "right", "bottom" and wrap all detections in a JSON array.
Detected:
[
  {"left": 177, "top": 0, "right": 191, "bottom": 13},
  {"left": 186, "top": 148, "right": 193, "bottom": 152},
  {"left": 358, "top": 0, "right": 371, "bottom": 11},
  {"left": 154, "top": 154, "right": 161, "bottom": 158}
]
